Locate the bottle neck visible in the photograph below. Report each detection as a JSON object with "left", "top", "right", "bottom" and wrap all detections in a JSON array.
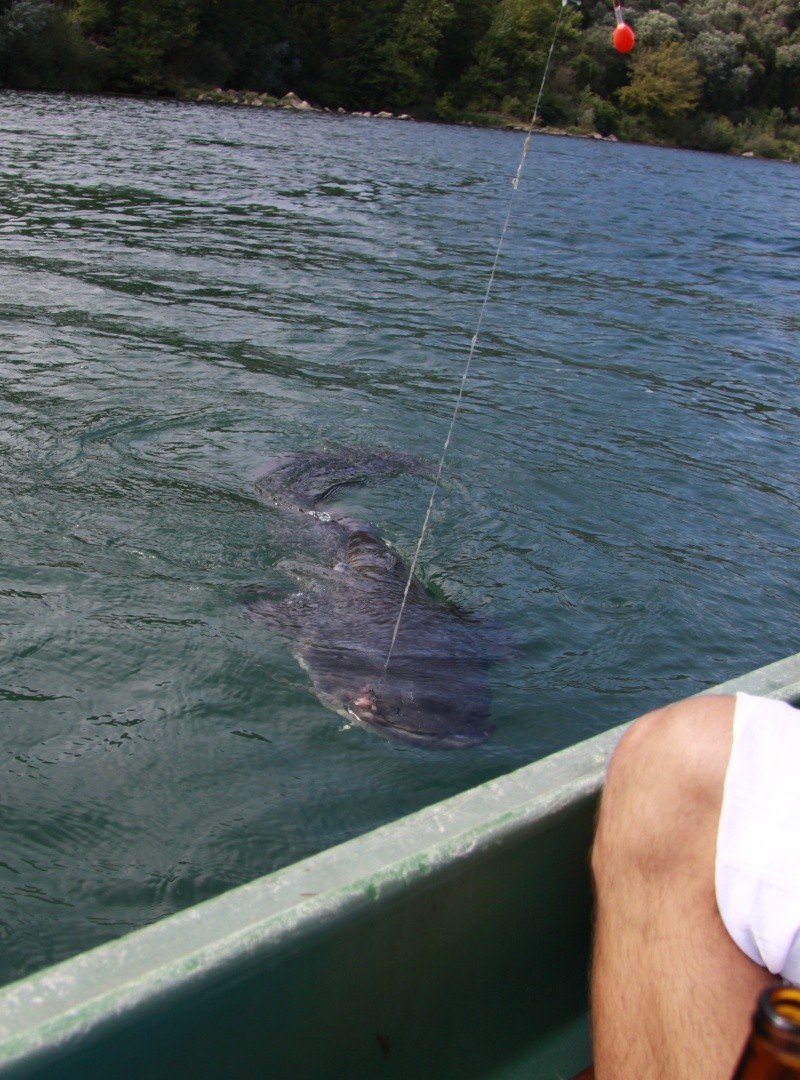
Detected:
[
  {"left": 757, "top": 986, "right": 800, "bottom": 1049},
  {"left": 732, "top": 986, "right": 800, "bottom": 1079}
]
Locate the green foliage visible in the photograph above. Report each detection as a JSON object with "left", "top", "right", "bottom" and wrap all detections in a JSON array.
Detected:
[
  {"left": 189, "top": 0, "right": 293, "bottom": 94},
  {"left": 0, "top": 0, "right": 795, "bottom": 160},
  {"left": 434, "top": 0, "right": 494, "bottom": 92},
  {"left": 681, "top": 0, "right": 797, "bottom": 111},
  {"left": 68, "top": 0, "right": 116, "bottom": 40},
  {"left": 376, "top": 0, "right": 455, "bottom": 110},
  {"left": 685, "top": 112, "right": 737, "bottom": 152},
  {"left": 0, "top": 0, "right": 107, "bottom": 89},
  {"left": 569, "top": 24, "right": 632, "bottom": 101},
  {"left": 733, "top": 106, "right": 800, "bottom": 160},
  {"left": 618, "top": 42, "right": 703, "bottom": 123},
  {"left": 635, "top": 11, "right": 682, "bottom": 49},
  {"left": 111, "top": 0, "right": 201, "bottom": 89},
  {"left": 577, "top": 89, "right": 620, "bottom": 136},
  {"left": 453, "top": 0, "right": 576, "bottom": 114}
]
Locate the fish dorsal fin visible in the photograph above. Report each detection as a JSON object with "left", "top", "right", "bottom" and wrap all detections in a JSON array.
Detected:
[{"left": 346, "top": 529, "right": 407, "bottom": 582}]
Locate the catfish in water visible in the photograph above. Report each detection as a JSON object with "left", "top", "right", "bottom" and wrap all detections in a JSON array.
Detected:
[{"left": 246, "top": 447, "right": 516, "bottom": 749}]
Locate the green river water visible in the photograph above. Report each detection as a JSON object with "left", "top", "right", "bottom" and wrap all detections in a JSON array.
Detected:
[{"left": 1, "top": 91, "right": 798, "bottom": 984}]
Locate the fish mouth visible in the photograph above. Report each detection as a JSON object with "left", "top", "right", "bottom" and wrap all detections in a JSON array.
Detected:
[{"left": 345, "top": 695, "right": 494, "bottom": 751}]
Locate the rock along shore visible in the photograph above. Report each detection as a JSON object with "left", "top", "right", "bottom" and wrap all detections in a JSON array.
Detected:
[
  {"left": 179, "top": 87, "right": 625, "bottom": 143},
  {"left": 181, "top": 87, "right": 414, "bottom": 122}
]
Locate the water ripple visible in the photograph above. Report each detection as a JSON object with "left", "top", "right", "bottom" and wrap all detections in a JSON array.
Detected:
[{"left": 1, "top": 90, "right": 798, "bottom": 984}]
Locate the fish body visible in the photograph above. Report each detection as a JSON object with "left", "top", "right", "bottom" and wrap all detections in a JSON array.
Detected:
[{"left": 248, "top": 447, "right": 514, "bottom": 749}]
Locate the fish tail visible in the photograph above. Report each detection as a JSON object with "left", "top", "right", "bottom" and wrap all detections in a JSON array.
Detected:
[{"left": 255, "top": 446, "right": 433, "bottom": 509}]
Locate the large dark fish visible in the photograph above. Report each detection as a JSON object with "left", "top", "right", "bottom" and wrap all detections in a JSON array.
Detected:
[{"left": 247, "top": 447, "right": 515, "bottom": 750}]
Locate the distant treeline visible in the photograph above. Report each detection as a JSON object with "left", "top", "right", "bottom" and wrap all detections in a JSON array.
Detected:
[{"left": 1, "top": 0, "right": 798, "bottom": 159}]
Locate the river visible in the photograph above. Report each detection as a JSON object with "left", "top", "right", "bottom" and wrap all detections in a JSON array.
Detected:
[{"left": 1, "top": 91, "right": 798, "bottom": 984}]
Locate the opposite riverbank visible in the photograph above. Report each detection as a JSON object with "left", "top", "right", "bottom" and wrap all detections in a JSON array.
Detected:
[{"left": 177, "top": 87, "right": 794, "bottom": 162}]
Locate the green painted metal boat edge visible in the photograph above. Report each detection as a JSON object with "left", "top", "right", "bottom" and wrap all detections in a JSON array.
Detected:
[{"left": 2, "top": 651, "right": 800, "bottom": 1078}]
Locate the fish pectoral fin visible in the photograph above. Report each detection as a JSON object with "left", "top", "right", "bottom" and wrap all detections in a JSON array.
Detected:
[{"left": 241, "top": 585, "right": 308, "bottom": 629}]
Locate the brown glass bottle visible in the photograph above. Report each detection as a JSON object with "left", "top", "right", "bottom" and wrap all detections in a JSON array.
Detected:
[{"left": 731, "top": 985, "right": 800, "bottom": 1078}]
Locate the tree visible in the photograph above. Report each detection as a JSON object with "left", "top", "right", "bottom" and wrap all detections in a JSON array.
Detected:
[
  {"left": 0, "top": 0, "right": 794, "bottom": 158},
  {"left": 681, "top": 0, "right": 796, "bottom": 112},
  {"left": 635, "top": 11, "right": 682, "bottom": 49},
  {"left": 618, "top": 42, "right": 703, "bottom": 126},
  {"left": 434, "top": 0, "right": 494, "bottom": 96},
  {"left": 454, "top": 0, "right": 577, "bottom": 115},
  {"left": 111, "top": 0, "right": 201, "bottom": 89},
  {"left": 0, "top": 0, "right": 106, "bottom": 89},
  {"left": 377, "top": 0, "right": 455, "bottom": 111}
]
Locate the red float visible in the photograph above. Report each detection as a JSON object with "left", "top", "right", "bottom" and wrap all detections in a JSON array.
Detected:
[{"left": 612, "top": 22, "right": 635, "bottom": 52}]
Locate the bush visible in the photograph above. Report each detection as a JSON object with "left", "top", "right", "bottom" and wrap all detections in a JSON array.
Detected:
[
  {"left": 169, "top": 40, "right": 235, "bottom": 89},
  {"left": 739, "top": 131, "right": 793, "bottom": 160},
  {"left": 0, "top": 0, "right": 108, "bottom": 91},
  {"left": 732, "top": 108, "right": 800, "bottom": 161},
  {"left": 687, "top": 113, "right": 736, "bottom": 153},
  {"left": 577, "top": 91, "right": 620, "bottom": 136}
]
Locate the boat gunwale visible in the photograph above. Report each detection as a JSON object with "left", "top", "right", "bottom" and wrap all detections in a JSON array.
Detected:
[{"left": 2, "top": 650, "right": 800, "bottom": 1069}]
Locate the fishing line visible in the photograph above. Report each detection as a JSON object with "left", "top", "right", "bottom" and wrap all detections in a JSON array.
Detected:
[{"left": 384, "top": 0, "right": 578, "bottom": 672}]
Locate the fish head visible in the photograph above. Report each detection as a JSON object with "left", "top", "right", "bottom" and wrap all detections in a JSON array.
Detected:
[{"left": 311, "top": 656, "right": 495, "bottom": 750}]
